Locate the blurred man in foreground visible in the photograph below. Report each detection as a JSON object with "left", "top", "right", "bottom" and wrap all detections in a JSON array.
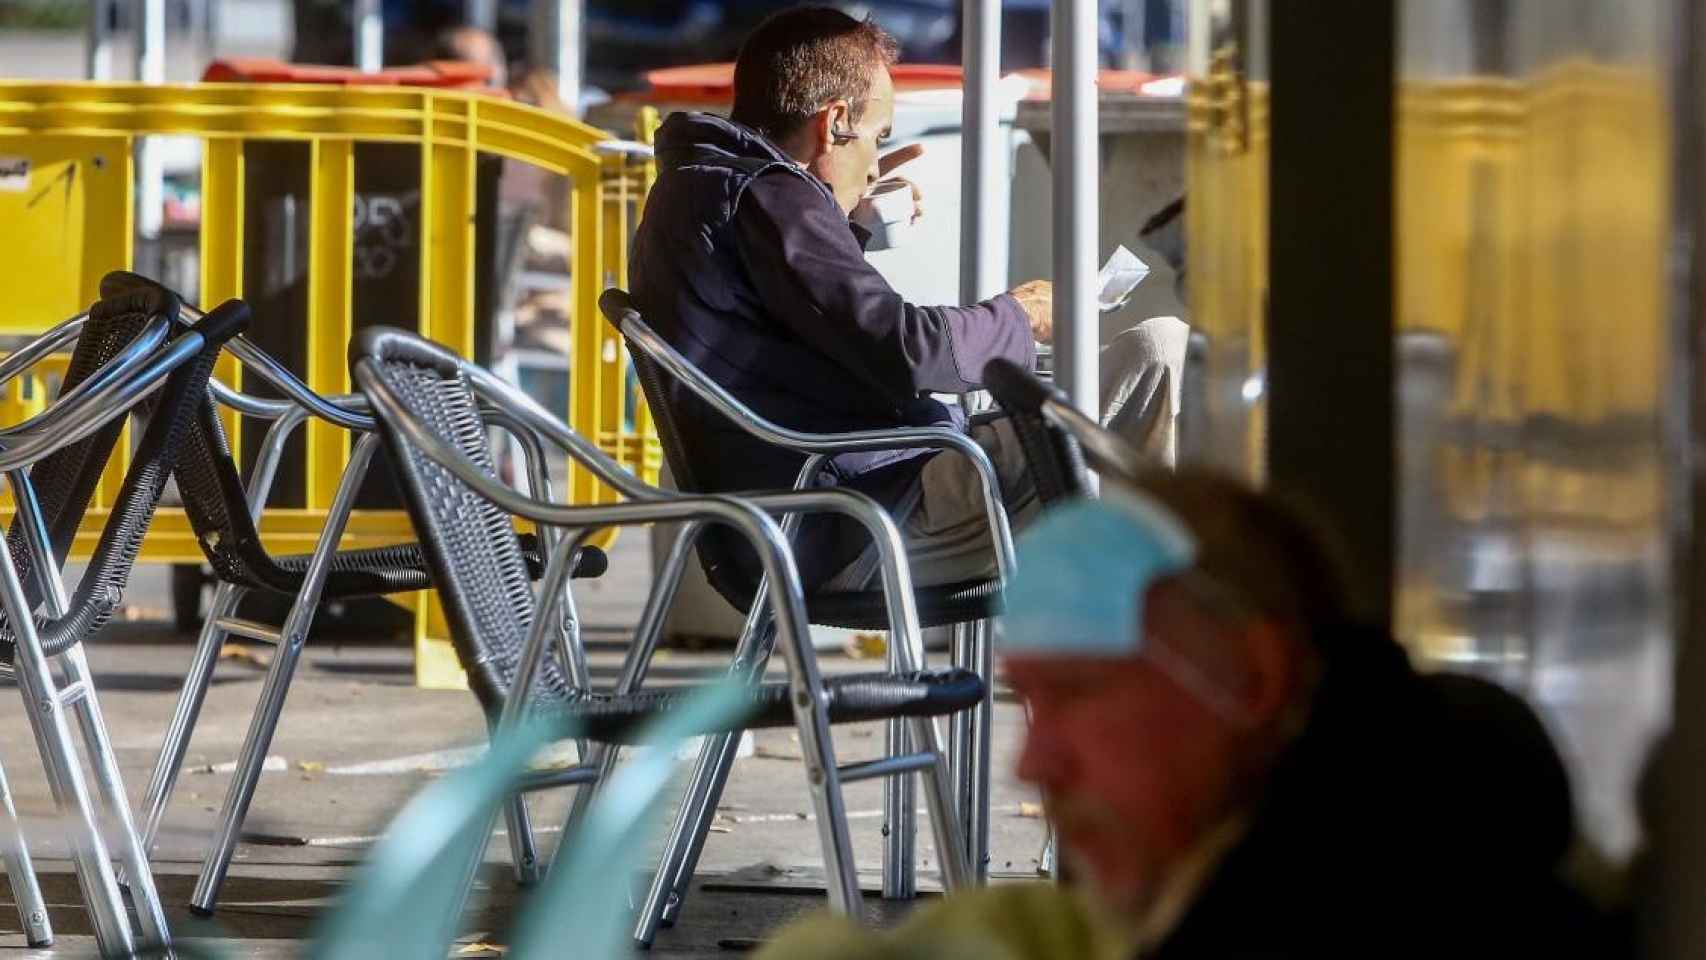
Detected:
[{"left": 762, "top": 470, "right": 1609, "bottom": 958}]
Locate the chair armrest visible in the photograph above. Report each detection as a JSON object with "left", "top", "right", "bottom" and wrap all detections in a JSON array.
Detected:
[
  {"left": 0, "top": 323, "right": 202, "bottom": 471},
  {"left": 215, "top": 334, "right": 376, "bottom": 430},
  {"left": 604, "top": 292, "right": 1015, "bottom": 580},
  {"left": 0, "top": 312, "right": 87, "bottom": 391},
  {"left": 1, "top": 317, "right": 173, "bottom": 439}
]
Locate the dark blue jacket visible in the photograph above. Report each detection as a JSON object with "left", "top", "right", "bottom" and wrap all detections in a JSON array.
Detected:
[{"left": 630, "top": 112, "right": 1033, "bottom": 587}]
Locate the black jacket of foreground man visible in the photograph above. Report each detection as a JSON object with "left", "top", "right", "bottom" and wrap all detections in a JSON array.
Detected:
[
  {"left": 1152, "top": 625, "right": 1614, "bottom": 959},
  {"left": 630, "top": 112, "right": 1033, "bottom": 588}
]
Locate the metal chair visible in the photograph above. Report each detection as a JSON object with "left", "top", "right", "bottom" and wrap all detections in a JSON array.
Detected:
[
  {"left": 0, "top": 281, "right": 248, "bottom": 955},
  {"left": 982, "top": 356, "right": 1148, "bottom": 490},
  {"left": 85, "top": 273, "right": 608, "bottom": 917},
  {"left": 352, "top": 325, "right": 981, "bottom": 934},
  {"left": 599, "top": 288, "right": 1014, "bottom": 943}
]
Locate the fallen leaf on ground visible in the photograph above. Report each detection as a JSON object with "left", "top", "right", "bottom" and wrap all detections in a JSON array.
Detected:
[
  {"left": 219, "top": 642, "right": 272, "bottom": 669},
  {"left": 456, "top": 942, "right": 508, "bottom": 956},
  {"left": 752, "top": 745, "right": 803, "bottom": 762},
  {"left": 1017, "top": 802, "right": 1045, "bottom": 819},
  {"left": 297, "top": 760, "right": 324, "bottom": 773},
  {"left": 843, "top": 632, "right": 887, "bottom": 660}
]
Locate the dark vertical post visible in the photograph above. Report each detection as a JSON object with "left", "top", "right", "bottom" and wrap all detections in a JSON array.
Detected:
[
  {"left": 1642, "top": 0, "right": 1705, "bottom": 955},
  {"left": 1266, "top": 0, "right": 1396, "bottom": 628}
]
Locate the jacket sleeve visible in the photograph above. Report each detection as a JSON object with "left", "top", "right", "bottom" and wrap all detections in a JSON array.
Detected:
[{"left": 732, "top": 169, "right": 1036, "bottom": 405}]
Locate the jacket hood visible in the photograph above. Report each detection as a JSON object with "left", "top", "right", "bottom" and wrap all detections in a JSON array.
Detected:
[{"left": 654, "top": 111, "right": 796, "bottom": 172}]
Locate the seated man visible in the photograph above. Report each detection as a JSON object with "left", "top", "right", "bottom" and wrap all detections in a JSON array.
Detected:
[
  {"left": 630, "top": 6, "right": 1181, "bottom": 590},
  {"left": 759, "top": 470, "right": 1610, "bottom": 957}
]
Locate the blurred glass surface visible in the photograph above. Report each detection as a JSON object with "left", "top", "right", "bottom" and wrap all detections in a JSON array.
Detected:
[
  {"left": 1181, "top": 0, "right": 1268, "bottom": 480},
  {"left": 1396, "top": 0, "right": 1675, "bottom": 859}
]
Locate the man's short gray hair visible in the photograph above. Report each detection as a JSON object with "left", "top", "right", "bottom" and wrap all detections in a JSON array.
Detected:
[{"left": 731, "top": 6, "right": 899, "bottom": 142}]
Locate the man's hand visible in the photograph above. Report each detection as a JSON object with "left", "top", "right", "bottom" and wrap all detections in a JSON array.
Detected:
[
  {"left": 1009, "top": 279, "right": 1053, "bottom": 343},
  {"left": 854, "top": 143, "right": 927, "bottom": 225}
]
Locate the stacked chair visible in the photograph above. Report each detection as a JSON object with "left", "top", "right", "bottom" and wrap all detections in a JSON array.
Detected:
[
  {"left": 0, "top": 279, "right": 249, "bottom": 955},
  {"left": 96, "top": 272, "right": 609, "bottom": 916},
  {"left": 350, "top": 325, "right": 987, "bottom": 938},
  {"left": 598, "top": 289, "right": 1017, "bottom": 944}
]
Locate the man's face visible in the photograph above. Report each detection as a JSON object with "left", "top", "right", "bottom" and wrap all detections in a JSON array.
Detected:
[
  {"left": 807, "top": 66, "right": 895, "bottom": 213},
  {"left": 1005, "top": 582, "right": 1248, "bottom": 915}
]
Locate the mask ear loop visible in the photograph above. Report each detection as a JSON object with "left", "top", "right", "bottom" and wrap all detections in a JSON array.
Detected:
[
  {"left": 1142, "top": 638, "right": 1258, "bottom": 730},
  {"left": 1140, "top": 569, "right": 1264, "bottom": 729}
]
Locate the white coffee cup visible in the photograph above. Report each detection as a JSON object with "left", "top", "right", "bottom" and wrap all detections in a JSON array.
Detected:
[{"left": 854, "top": 179, "right": 915, "bottom": 250}]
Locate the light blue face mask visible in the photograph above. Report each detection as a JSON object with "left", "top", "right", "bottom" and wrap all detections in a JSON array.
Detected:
[{"left": 998, "top": 488, "right": 1198, "bottom": 657}]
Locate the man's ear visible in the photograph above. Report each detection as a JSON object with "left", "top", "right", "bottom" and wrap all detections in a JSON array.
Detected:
[
  {"left": 822, "top": 99, "right": 852, "bottom": 146},
  {"left": 1235, "top": 620, "right": 1305, "bottom": 727},
  {"left": 799, "top": 103, "right": 838, "bottom": 161}
]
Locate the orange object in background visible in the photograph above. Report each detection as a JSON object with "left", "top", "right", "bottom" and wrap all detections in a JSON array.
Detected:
[
  {"left": 631, "top": 62, "right": 968, "bottom": 105},
  {"left": 1015, "top": 68, "right": 1177, "bottom": 100},
  {"left": 201, "top": 57, "right": 497, "bottom": 91},
  {"left": 629, "top": 61, "right": 1180, "bottom": 107}
]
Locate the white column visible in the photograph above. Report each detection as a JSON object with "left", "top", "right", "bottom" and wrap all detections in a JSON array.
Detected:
[
  {"left": 465, "top": 0, "right": 498, "bottom": 32},
  {"left": 532, "top": 0, "right": 584, "bottom": 114},
  {"left": 355, "top": 0, "right": 383, "bottom": 73},
  {"left": 959, "top": 0, "right": 1003, "bottom": 303},
  {"left": 1051, "top": 0, "right": 1100, "bottom": 416},
  {"left": 135, "top": 0, "right": 166, "bottom": 241},
  {"left": 86, "top": 0, "right": 115, "bottom": 80}
]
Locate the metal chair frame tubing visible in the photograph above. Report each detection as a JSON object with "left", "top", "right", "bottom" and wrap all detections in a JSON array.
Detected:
[
  {"left": 134, "top": 308, "right": 575, "bottom": 914},
  {"left": 0, "top": 314, "right": 217, "bottom": 956},
  {"left": 356, "top": 339, "right": 974, "bottom": 930},
  {"left": 606, "top": 299, "right": 1013, "bottom": 930}
]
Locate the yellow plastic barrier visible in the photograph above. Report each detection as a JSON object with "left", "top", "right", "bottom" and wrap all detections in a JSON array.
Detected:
[
  {"left": 0, "top": 82, "right": 661, "bottom": 685},
  {"left": 1185, "top": 49, "right": 1269, "bottom": 481}
]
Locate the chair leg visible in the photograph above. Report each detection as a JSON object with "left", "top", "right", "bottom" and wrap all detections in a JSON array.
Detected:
[
  {"left": 963, "top": 619, "right": 993, "bottom": 884},
  {"left": 770, "top": 605, "right": 861, "bottom": 918},
  {"left": 563, "top": 524, "right": 698, "bottom": 859},
  {"left": 501, "top": 772, "right": 542, "bottom": 887},
  {"left": 947, "top": 622, "right": 975, "bottom": 863},
  {"left": 191, "top": 433, "right": 377, "bottom": 915},
  {"left": 634, "top": 616, "right": 779, "bottom": 946},
  {"left": 11, "top": 656, "right": 134, "bottom": 954},
  {"left": 0, "top": 544, "right": 135, "bottom": 955},
  {"left": 636, "top": 728, "right": 744, "bottom": 943},
  {"left": 881, "top": 694, "right": 917, "bottom": 899},
  {"left": 139, "top": 581, "right": 242, "bottom": 855},
  {"left": 62, "top": 646, "right": 172, "bottom": 951},
  {"left": 0, "top": 758, "right": 53, "bottom": 947},
  {"left": 909, "top": 712, "right": 972, "bottom": 892}
]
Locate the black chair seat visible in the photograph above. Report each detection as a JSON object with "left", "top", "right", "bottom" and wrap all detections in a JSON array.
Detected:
[
  {"left": 710, "top": 572, "right": 1004, "bottom": 632},
  {"left": 803, "top": 578, "right": 1003, "bottom": 630},
  {"left": 272, "top": 534, "right": 608, "bottom": 601},
  {"left": 558, "top": 667, "right": 985, "bottom": 745}
]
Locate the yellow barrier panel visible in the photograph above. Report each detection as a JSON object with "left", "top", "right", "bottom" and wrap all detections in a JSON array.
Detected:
[
  {"left": 0, "top": 81, "right": 661, "bottom": 686},
  {"left": 1185, "top": 51, "right": 1269, "bottom": 481}
]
